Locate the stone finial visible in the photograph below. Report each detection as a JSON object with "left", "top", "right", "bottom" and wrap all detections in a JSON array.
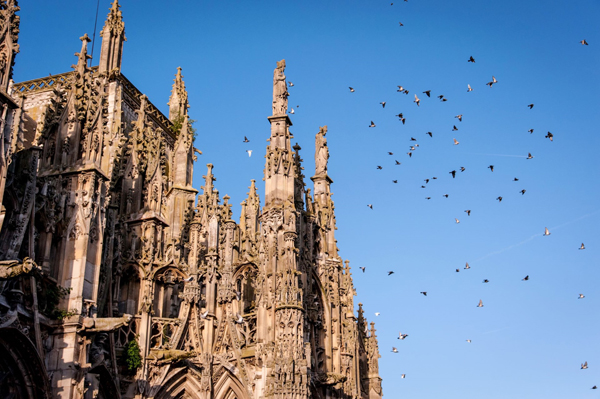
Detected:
[
  {"left": 168, "top": 66, "right": 189, "bottom": 121},
  {"left": 98, "top": 0, "right": 125, "bottom": 73},
  {"left": 315, "top": 125, "right": 328, "bottom": 176},
  {"left": 201, "top": 164, "right": 216, "bottom": 196},
  {"left": 74, "top": 34, "right": 92, "bottom": 72},
  {"left": 272, "top": 59, "right": 288, "bottom": 116}
]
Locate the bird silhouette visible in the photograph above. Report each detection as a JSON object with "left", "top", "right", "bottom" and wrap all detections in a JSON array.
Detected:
[
  {"left": 528, "top": 104, "right": 534, "bottom": 109},
  {"left": 496, "top": 196, "right": 503, "bottom": 202},
  {"left": 522, "top": 275, "right": 529, "bottom": 281},
  {"left": 289, "top": 108, "right": 295, "bottom": 114},
  {"left": 388, "top": 271, "right": 394, "bottom": 276},
  {"left": 369, "top": 121, "right": 376, "bottom": 128},
  {"left": 395, "top": 160, "right": 401, "bottom": 165},
  {"left": 399, "top": 22, "right": 404, "bottom": 26},
  {"left": 246, "top": 150, "right": 252, "bottom": 157},
  {"left": 392, "top": 347, "right": 398, "bottom": 353},
  {"left": 460, "top": 167, "right": 466, "bottom": 172},
  {"left": 465, "top": 210, "right": 471, "bottom": 216},
  {"left": 414, "top": 94, "right": 420, "bottom": 106},
  {"left": 397, "top": 85, "right": 404, "bottom": 92},
  {"left": 528, "top": 129, "right": 534, "bottom": 134},
  {"left": 375, "top": 312, "right": 381, "bottom": 316},
  {"left": 581, "top": 39, "right": 588, "bottom": 45},
  {"left": 423, "top": 90, "right": 431, "bottom": 97},
  {"left": 488, "top": 165, "right": 494, "bottom": 172},
  {"left": 483, "top": 279, "right": 489, "bottom": 283},
  {"left": 464, "top": 262, "right": 470, "bottom": 269},
  {"left": 579, "top": 243, "right": 585, "bottom": 250},
  {"left": 349, "top": 87, "right": 355, "bottom": 92},
  {"left": 455, "top": 114, "right": 463, "bottom": 122},
  {"left": 453, "top": 138, "right": 460, "bottom": 145},
  {"left": 477, "top": 299, "right": 484, "bottom": 307},
  {"left": 410, "top": 137, "right": 417, "bottom": 141},
  {"left": 398, "top": 333, "right": 408, "bottom": 340},
  {"left": 393, "top": 180, "right": 398, "bottom": 183},
  {"left": 456, "top": 269, "right": 460, "bottom": 272},
  {"left": 578, "top": 294, "right": 585, "bottom": 299},
  {"left": 200, "top": 310, "right": 209, "bottom": 319},
  {"left": 455, "top": 218, "right": 460, "bottom": 224},
  {"left": 466, "top": 339, "right": 472, "bottom": 343},
  {"left": 468, "top": 56, "right": 475, "bottom": 63},
  {"left": 420, "top": 292, "right": 427, "bottom": 296},
  {"left": 235, "top": 313, "right": 244, "bottom": 324},
  {"left": 513, "top": 177, "right": 519, "bottom": 181},
  {"left": 401, "top": 374, "right": 406, "bottom": 379},
  {"left": 449, "top": 170, "right": 456, "bottom": 178},
  {"left": 545, "top": 132, "right": 554, "bottom": 141},
  {"left": 452, "top": 125, "right": 458, "bottom": 131},
  {"left": 360, "top": 267, "right": 366, "bottom": 273},
  {"left": 543, "top": 227, "right": 550, "bottom": 236},
  {"left": 486, "top": 76, "right": 498, "bottom": 87},
  {"left": 377, "top": 166, "right": 383, "bottom": 170},
  {"left": 581, "top": 362, "right": 588, "bottom": 369},
  {"left": 243, "top": 136, "right": 250, "bottom": 143},
  {"left": 467, "top": 84, "right": 473, "bottom": 92},
  {"left": 527, "top": 152, "right": 533, "bottom": 159},
  {"left": 426, "top": 131, "right": 433, "bottom": 137},
  {"left": 380, "top": 101, "right": 386, "bottom": 108},
  {"left": 443, "top": 194, "right": 449, "bottom": 198},
  {"left": 288, "top": 81, "right": 294, "bottom": 86},
  {"left": 520, "top": 189, "right": 526, "bottom": 195},
  {"left": 367, "top": 204, "right": 373, "bottom": 209}
]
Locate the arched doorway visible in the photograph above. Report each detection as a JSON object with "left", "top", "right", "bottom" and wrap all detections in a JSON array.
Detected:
[{"left": 0, "top": 327, "right": 51, "bottom": 399}]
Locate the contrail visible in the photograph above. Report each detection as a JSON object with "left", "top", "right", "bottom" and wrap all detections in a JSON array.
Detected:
[
  {"left": 470, "top": 153, "right": 527, "bottom": 158},
  {"left": 474, "top": 210, "right": 600, "bottom": 263}
]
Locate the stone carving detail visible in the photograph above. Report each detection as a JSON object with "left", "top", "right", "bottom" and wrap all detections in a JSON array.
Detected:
[
  {"left": 272, "top": 59, "right": 289, "bottom": 116},
  {"left": 315, "top": 125, "right": 329, "bottom": 176}
]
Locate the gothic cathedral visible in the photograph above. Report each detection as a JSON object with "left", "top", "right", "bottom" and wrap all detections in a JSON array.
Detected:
[{"left": 0, "top": 1, "right": 383, "bottom": 398}]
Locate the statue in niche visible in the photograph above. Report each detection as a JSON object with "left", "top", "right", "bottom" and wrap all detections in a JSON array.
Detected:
[
  {"left": 272, "top": 59, "right": 288, "bottom": 116},
  {"left": 315, "top": 125, "right": 328, "bottom": 176}
]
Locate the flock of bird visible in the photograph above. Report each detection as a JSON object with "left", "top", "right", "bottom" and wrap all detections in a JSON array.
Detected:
[{"left": 341, "top": 5, "right": 592, "bottom": 389}]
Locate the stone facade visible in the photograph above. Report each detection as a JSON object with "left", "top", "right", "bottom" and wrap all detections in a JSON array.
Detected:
[{"left": 0, "top": 1, "right": 383, "bottom": 398}]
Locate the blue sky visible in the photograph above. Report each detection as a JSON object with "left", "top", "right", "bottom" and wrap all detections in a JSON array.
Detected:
[{"left": 19, "top": 1, "right": 600, "bottom": 397}]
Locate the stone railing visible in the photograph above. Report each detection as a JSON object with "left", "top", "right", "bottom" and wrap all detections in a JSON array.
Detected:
[
  {"left": 149, "top": 317, "right": 181, "bottom": 349},
  {"left": 114, "top": 315, "right": 141, "bottom": 348}
]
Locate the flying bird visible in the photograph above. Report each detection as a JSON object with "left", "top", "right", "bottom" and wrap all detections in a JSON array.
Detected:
[
  {"left": 466, "top": 339, "right": 472, "bottom": 343},
  {"left": 183, "top": 276, "right": 194, "bottom": 282},
  {"left": 360, "top": 267, "right": 366, "bottom": 273},
  {"left": 483, "top": 279, "right": 489, "bottom": 283},
  {"left": 460, "top": 167, "right": 465, "bottom": 172},
  {"left": 423, "top": 90, "right": 431, "bottom": 97},
  {"left": 399, "top": 22, "right": 404, "bottom": 26},
  {"left": 380, "top": 101, "right": 386, "bottom": 108},
  {"left": 527, "top": 104, "right": 534, "bottom": 109},
  {"left": 581, "top": 39, "right": 588, "bottom": 45},
  {"left": 420, "top": 292, "right": 427, "bottom": 296},
  {"left": 543, "top": 227, "right": 550, "bottom": 236},
  {"left": 425, "top": 197, "right": 431, "bottom": 200},
  {"left": 452, "top": 125, "right": 458, "bottom": 131},
  {"left": 455, "top": 114, "right": 463, "bottom": 122},
  {"left": 289, "top": 108, "right": 295, "bottom": 114},
  {"left": 388, "top": 271, "right": 395, "bottom": 276},
  {"left": 520, "top": 189, "right": 526, "bottom": 195},
  {"left": 369, "top": 121, "right": 376, "bottom": 128},
  {"left": 578, "top": 294, "right": 585, "bottom": 299},
  {"left": 477, "top": 299, "right": 484, "bottom": 307},
  {"left": 200, "top": 310, "right": 209, "bottom": 319},
  {"left": 522, "top": 275, "right": 529, "bottom": 281},
  {"left": 437, "top": 95, "right": 444, "bottom": 100},
  {"left": 392, "top": 347, "right": 398, "bottom": 353},
  {"left": 545, "top": 132, "right": 553, "bottom": 141},
  {"left": 464, "top": 262, "right": 470, "bottom": 269},
  {"left": 377, "top": 166, "right": 383, "bottom": 170},
  {"left": 455, "top": 218, "right": 460, "bottom": 224},
  {"left": 288, "top": 81, "right": 294, "bottom": 86},
  {"left": 579, "top": 243, "right": 585, "bottom": 250},
  {"left": 398, "top": 333, "right": 408, "bottom": 340},
  {"left": 367, "top": 204, "right": 373, "bottom": 209},
  {"left": 527, "top": 152, "right": 533, "bottom": 159},
  {"left": 581, "top": 361, "right": 588, "bottom": 369},
  {"left": 392, "top": 180, "right": 398, "bottom": 184},
  {"left": 486, "top": 76, "right": 498, "bottom": 87},
  {"left": 375, "top": 312, "right": 381, "bottom": 316},
  {"left": 397, "top": 85, "right": 404, "bottom": 92},
  {"left": 449, "top": 170, "right": 456, "bottom": 178},
  {"left": 467, "top": 84, "right": 473, "bottom": 92},
  {"left": 395, "top": 160, "right": 401, "bottom": 165},
  {"left": 496, "top": 196, "right": 503, "bottom": 202},
  {"left": 465, "top": 210, "right": 471, "bottom": 216},
  {"left": 528, "top": 129, "right": 534, "bottom": 134},
  {"left": 235, "top": 313, "right": 244, "bottom": 324},
  {"left": 455, "top": 269, "right": 460, "bottom": 272},
  {"left": 388, "top": 152, "right": 393, "bottom": 155},
  {"left": 407, "top": 152, "right": 412, "bottom": 157},
  {"left": 401, "top": 374, "right": 406, "bottom": 379},
  {"left": 349, "top": 87, "right": 355, "bottom": 92},
  {"left": 443, "top": 194, "right": 449, "bottom": 198},
  {"left": 426, "top": 131, "right": 433, "bottom": 137},
  {"left": 243, "top": 136, "right": 250, "bottom": 143},
  {"left": 414, "top": 94, "right": 420, "bottom": 106},
  {"left": 468, "top": 56, "right": 475, "bottom": 63},
  {"left": 453, "top": 138, "right": 459, "bottom": 145},
  {"left": 488, "top": 165, "right": 494, "bottom": 172},
  {"left": 513, "top": 177, "right": 519, "bottom": 181},
  {"left": 246, "top": 150, "right": 252, "bottom": 157}
]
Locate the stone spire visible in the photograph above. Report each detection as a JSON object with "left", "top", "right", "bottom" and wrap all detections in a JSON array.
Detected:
[
  {"left": 0, "top": 0, "right": 20, "bottom": 91},
  {"left": 74, "top": 33, "right": 92, "bottom": 75},
  {"left": 98, "top": 0, "right": 125, "bottom": 73},
  {"left": 264, "top": 59, "right": 295, "bottom": 209},
  {"left": 168, "top": 66, "right": 188, "bottom": 121}
]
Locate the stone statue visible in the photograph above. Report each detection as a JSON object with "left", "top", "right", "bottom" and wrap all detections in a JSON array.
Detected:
[
  {"left": 272, "top": 59, "right": 288, "bottom": 116},
  {"left": 315, "top": 125, "right": 328, "bottom": 175}
]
